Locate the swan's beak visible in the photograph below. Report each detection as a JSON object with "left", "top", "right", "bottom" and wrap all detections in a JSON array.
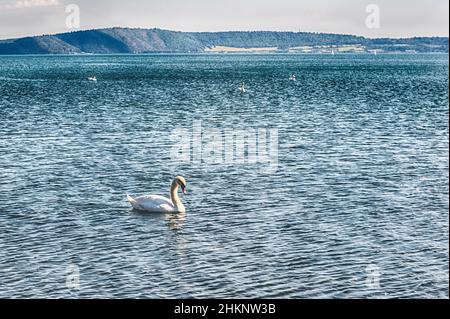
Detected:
[{"left": 182, "top": 187, "right": 187, "bottom": 194}]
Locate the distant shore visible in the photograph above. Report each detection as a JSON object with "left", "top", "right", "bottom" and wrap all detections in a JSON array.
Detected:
[
  {"left": 204, "top": 45, "right": 406, "bottom": 54},
  {"left": 0, "top": 28, "right": 448, "bottom": 55}
]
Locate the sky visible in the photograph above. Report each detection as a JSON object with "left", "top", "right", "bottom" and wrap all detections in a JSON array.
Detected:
[{"left": 0, "top": 0, "right": 448, "bottom": 40}]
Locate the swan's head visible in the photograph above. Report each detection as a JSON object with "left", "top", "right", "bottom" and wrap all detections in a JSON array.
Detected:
[{"left": 175, "top": 176, "right": 187, "bottom": 194}]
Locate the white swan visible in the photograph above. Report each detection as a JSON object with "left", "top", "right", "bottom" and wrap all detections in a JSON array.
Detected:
[
  {"left": 87, "top": 76, "right": 97, "bottom": 82},
  {"left": 239, "top": 82, "right": 246, "bottom": 93},
  {"left": 127, "top": 176, "right": 187, "bottom": 213}
]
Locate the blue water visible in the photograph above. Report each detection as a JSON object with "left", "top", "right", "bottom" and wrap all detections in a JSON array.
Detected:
[{"left": 0, "top": 54, "right": 448, "bottom": 298}]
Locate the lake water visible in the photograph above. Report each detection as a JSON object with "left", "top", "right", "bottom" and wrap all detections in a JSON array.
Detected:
[{"left": 0, "top": 54, "right": 448, "bottom": 298}]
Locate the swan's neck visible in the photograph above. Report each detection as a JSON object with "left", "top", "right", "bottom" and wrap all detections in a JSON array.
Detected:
[{"left": 170, "top": 181, "right": 184, "bottom": 211}]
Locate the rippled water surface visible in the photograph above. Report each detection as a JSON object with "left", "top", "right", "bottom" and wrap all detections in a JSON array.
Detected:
[{"left": 0, "top": 54, "right": 448, "bottom": 298}]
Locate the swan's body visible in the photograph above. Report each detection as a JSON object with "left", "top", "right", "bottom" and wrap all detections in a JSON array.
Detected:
[
  {"left": 239, "top": 82, "right": 246, "bottom": 93},
  {"left": 127, "top": 176, "right": 187, "bottom": 213},
  {"left": 87, "top": 76, "right": 97, "bottom": 82},
  {"left": 289, "top": 74, "right": 296, "bottom": 81},
  {"left": 127, "top": 194, "right": 184, "bottom": 213}
]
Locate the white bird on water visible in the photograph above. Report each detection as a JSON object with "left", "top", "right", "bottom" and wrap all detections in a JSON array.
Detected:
[
  {"left": 239, "top": 82, "right": 246, "bottom": 93},
  {"left": 87, "top": 76, "right": 97, "bottom": 82},
  {"left": 127, "top": 176, "right": 187, "bottom": 213}
]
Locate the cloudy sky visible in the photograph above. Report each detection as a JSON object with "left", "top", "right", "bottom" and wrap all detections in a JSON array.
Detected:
[{"left": 0, "top": 0, "right": 448, "bottom": 40}]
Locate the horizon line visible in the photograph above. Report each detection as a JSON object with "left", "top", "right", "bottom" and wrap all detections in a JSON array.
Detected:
[{"left": 1, "top": 26, "right": 449, "bottom": 42}]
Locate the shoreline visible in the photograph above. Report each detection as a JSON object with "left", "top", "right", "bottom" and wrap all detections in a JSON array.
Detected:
[{"left": 0, "top": 52, "right": 449, "bottom": 57}]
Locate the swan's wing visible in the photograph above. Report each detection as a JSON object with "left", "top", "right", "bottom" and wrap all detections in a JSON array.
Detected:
[
  {"left": 130, "top": 195, "right": 175, "bottom": 212},
  {"left": 136, "top": 195, "right": 173, "bottom": 206}
]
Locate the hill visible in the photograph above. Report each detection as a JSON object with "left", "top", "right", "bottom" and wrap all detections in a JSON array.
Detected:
[{"left": 0, "top": 28, "right": 448, "bottom": 54}]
